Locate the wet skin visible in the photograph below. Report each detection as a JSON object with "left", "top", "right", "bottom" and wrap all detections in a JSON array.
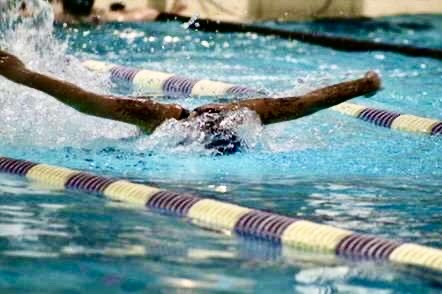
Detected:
[{"left": 0, "top": 49, "right": 381, "bottom": 139}]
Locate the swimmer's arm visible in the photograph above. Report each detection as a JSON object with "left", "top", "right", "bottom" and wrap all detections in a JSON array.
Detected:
[
  {"left": 0, "top": 50, "right": 186, "bottom": 132},
  {"left": 240, "top": 71, "right": 381, "bottom": 124},
  {"left": 194, "top": 71, "right": 381, "bottom": 125}
]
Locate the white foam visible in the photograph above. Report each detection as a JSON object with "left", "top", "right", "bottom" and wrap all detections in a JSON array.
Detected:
[
  {"left": 0, "top": 0, "right": 137, "bottom": 148},
  {"left": 135, "top": 108, "right": 264, "bottom": 155}
]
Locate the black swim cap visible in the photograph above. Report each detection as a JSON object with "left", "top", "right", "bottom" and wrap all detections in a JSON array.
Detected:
[
  {"left": 200, "top": 113, "right": 243, "bottom": 155},
  {"left": 205, "top": 129, "right": 242, "bottom": 155},
  {"left": 62, "top": 0, "right": 94, "bottom": 16}
]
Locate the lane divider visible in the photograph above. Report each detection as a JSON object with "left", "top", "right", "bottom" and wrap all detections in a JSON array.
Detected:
[
  {"left": 82, "top": 60, "right": 261, "bottom": 98},
  {"left": 0, "top": 156, "right": 441, "bottom": 273},
  {"left": 83, "top": 60, "right": 441, "bottom": 136},
  {"left": 155, "top": 12, "right": 442, "bottom": 61},
  {"left": 331, "top": 103, "right": 442, "bottom": 135}
]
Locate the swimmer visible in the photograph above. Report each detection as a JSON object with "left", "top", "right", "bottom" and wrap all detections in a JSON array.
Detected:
[{"left": 0, "top": 49, "right": 381, "bottom": 154}]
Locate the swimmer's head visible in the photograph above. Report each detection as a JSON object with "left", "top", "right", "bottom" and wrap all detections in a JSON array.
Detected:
[
  {"left": 184, "top": 109, "right": 245, "bottom": 155},
  {"left": 198, "top": 112, "right": 242, "bottom": 155},
  {"left": 152, "top": 108, "right": 257, "bottom": 155},
  {"left": 62, "top": 0, "right": 94, "bottom": 16}
]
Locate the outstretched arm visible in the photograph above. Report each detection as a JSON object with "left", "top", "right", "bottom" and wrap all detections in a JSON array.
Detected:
[
  {"left": 193, "top": 71, "right": 381, "bottom": 125},
  {"left": 0, "top": 50, "right": 188, "bottom": 132}
]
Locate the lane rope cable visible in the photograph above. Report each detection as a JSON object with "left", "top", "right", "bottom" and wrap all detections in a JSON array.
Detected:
[{"left": 155, "top": 12, "right": 442, "bottom": 60}]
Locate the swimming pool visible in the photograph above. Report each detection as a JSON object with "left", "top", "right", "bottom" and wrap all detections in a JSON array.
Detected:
[{"left": 0, "top": 4, "right": 441, "bottom": 293}]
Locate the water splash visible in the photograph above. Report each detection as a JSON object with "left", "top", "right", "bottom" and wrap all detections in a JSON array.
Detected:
[
  {"left": 182, "top": 13, "right": 200, "bottom": 30},
  {"left": 0, "top": 2, "right": 269, "bottom": 154},
  {"left": 0, "top": 0, "right": 137, "bottom": 148},
  {"left": 0, "top": 1, "right": 358, "bottom": 155},
  {"left": 136, "top": 108, "right": 263, "bottom": 155},
  {"left": 0, "top": 0, "right": 104, "bottom": 88},
  {"left": 1, "top": 0, "right": 55, "bottom": 57}
]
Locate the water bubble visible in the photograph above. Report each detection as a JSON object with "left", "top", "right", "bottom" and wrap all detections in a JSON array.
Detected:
[
  {"left": 374, "top": 54, "right": 385, "bottom": 60},
  {"left": 201, "top": 40, "right": 210, "bottom": 48},
  {"left": 182, "top": 13, "right": 200, "bottom": 30}
]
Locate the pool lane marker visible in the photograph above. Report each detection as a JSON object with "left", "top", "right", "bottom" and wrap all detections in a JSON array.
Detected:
[
  {"left": 82, "top": 60, "right": 260, "bottom": 98},
  {"left": 83, "top": 60, "right": 441, "bottom": 136},
  {"left": 0, "top": 156, "right": 441, "bottom": 273},
  {"left": 155, "top": 12, "right": 442, "bottom": 61},
  {"left": 331, "top": 103, "right": 442, "bottom": 135}
]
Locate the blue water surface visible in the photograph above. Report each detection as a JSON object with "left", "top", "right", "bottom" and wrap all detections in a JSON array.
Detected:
[{"left": 0, "top": 9, "right": 441, "bottom": 293}]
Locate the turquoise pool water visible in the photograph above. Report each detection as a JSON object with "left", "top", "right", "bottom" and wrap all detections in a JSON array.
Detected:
[{"left": 0, "top": 4, "right": 441, "bottom": 293}]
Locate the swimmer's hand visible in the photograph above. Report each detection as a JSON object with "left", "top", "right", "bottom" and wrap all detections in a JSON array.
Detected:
[{"left": 0, "top": 50, "right": 29, "bottom": 83}]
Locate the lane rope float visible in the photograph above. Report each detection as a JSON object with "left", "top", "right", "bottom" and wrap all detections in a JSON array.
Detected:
[
  {"left": 82, "top": 60, "right": 261, "bottom": 98},
  {"left": 84, "top": 60, "right": 442, "bottom": 136},
  {"left": 332, "top": 103, "right": 442, "bottom": 135},
  {"left": 0, "top": 156, "right": 441, "bottom": 275}
]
